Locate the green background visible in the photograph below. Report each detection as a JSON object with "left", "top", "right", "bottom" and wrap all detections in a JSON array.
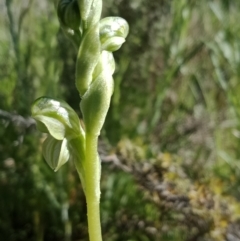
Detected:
[{"left": 1, "top": 0, "right": 240, "bottom": 240}]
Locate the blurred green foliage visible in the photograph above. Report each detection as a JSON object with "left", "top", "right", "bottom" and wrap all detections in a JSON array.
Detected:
[{"left": 1, "top": 0, "right": 240, "bottom": 240}]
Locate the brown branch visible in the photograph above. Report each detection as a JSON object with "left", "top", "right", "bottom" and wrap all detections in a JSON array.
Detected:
[
  {"left": 0, "top": 109, "right": 35, "bottom": 130},
  {"left": 101, "top": 151, "right": 234, "bottom": 240}
]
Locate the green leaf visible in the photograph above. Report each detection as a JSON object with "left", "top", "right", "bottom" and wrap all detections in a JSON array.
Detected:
[
  {"left": 84, "top": 0, "right": 102, "bottom": 27},
  {"left": 75, "top": 24, "right": 101, "bottom": 96},
  {"left": 100, "top": 17, "right": 129, "bottom": 52},
  {"left": 93, "top": 51, "right": 115, "bottom": 79},
  {"left": 78, "top": 0, "right": 102, "bottom": 25},
  {"left": 42, "top": 136, "right": 70, "bottom": 172},
  {"left": 31, "top": 97, "right": 84, "bottom": 140},
  {"left": 80, "top": 60, "right": 114, "bottom": 135}
]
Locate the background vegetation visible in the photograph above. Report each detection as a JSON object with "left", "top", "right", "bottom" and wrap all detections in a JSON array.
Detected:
[{"left": 1, "top": 0, "right": 240, "bottom": 240}]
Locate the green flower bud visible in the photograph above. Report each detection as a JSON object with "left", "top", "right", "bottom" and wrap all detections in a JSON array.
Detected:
[
  {"left": 57, "top": 0, "right": 81, "bottom": 30},
  {"left": 31, "top": 97, "right": 84, "bottom": 140},
  {"left": 42, "top": 136, "right": 70, "bottom": 172},
  {"left": 75, "top": 24, "right": 100, "bottom": 96},
  {"left": 100, "top": 17, "right": 129, "bottom": 52},
  {"left": 80, "top": 61, "right": 114, "bottom": 135}
]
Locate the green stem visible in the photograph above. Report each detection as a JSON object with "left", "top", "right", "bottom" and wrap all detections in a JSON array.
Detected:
[{"left": 84, "top": 134, "right": 102, "bottom": 241}]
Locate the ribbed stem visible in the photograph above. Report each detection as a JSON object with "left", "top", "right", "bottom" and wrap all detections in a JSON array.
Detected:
[{"left": 84, "top": 134, "right": 102, "bottom": 241}]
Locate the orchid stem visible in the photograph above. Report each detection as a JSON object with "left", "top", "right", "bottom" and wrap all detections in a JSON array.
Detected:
[{"left": 84, "top": 134, "right": 102, "bottom": 241}]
